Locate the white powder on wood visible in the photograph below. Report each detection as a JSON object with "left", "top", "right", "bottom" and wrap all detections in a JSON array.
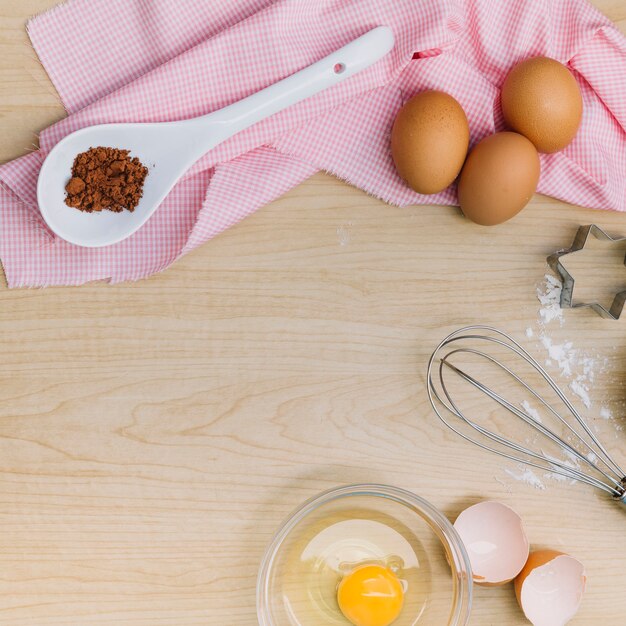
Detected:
[
  {"left": 569, "top": 379, "right": 591, "bottom": 409},
  {"left": 521, "top": 400, "right": 542, "bottom": 423},
  {"left": 537, "top": 274, "right": 564, "bottom": 325},
  {"left": 532, "top": 273, "right": 610, "bottom": 411},
  {"left": 500, "top": 272, "right": 618, "bottom": 492},
  {"left": 504, "top": 466, "right": 546, "bottom": 490},
  {"left": 540, "top": 334, "right": 575, "bottom": 377},
  {"left": 600, "top": 407, "right": 613, "bottom": 420},
  {"left": 543, "top": 450, "right": 580, "bottom": 485},
  {"left": 336, "top": 221, "right": 353, "bottom": 246},
  {"left": 562, "top": 448, "right": 581, "bottom": 465}
]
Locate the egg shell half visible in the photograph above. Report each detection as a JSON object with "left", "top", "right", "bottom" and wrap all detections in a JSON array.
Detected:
[
  {"left": 457, "top": 131, "right": 540, "bottom": 226},
  {"left": 453, "top": 501, "right": 530, "bottom": 586},
  {"left": 391, "top": 90, "right": 470, "bottom": 195},
  {"left": 514, "top": 550, "right": 586, "bottom": 626},
  {"left": 501, "top": 56, "right": 583, "bottom": 153}
]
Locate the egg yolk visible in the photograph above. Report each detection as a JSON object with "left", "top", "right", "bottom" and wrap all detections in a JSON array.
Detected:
[{"left": 337, "top": 564, "right": 404, "bottom": 626}]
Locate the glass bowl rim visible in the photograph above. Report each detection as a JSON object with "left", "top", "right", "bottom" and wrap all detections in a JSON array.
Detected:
[{"left": 256, "top": 483, "right": 472, "bottom": 626}]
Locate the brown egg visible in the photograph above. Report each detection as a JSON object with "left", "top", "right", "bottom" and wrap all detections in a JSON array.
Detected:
[
  {"left": 458, "top": 132, "right": 540, "bottom": 226},
  {"left": 501, "top": 57, "right": 583, "bottom": 153},
  {"left": 391, "top": 91, "right": 470, "bottom": 194}
]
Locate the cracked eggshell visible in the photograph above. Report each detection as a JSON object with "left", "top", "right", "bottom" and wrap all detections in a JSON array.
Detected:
[
  {"left": 514, "top": 550, "right": 586, "bottom": 626},
  {"left": 453, "top": 501, "right": 529, "bottom": 586}
]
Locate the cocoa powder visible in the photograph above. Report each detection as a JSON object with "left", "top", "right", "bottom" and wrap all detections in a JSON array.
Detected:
[{"left": 65, "top": 147, "right": 149, "bottom": 213}]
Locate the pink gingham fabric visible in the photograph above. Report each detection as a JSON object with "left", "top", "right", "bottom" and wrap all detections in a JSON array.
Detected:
[{"left": 0, "top": 0, "right": 624, "bottom": 287}]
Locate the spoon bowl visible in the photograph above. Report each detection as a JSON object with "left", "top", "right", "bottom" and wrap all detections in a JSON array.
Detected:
[
  {"left": 37, "top": 26, "right": 395, "bottom": 248},
  {"left": 38, "top": 123, "right": 192, "bottom": 248}
]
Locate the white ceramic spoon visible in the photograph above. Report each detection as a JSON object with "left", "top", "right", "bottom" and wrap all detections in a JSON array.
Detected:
[{"left": 37, "top": 26, "right": 395, "bottom": 248}]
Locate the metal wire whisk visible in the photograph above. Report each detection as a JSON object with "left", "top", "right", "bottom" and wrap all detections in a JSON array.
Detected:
[{"left": 427, "top": 326, "right": 626, "bottom": 507}]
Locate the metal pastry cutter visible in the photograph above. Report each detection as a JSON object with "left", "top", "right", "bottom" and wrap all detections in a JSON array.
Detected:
[{"left": 547, "top": 224, "right": 626, "bottom": 320}]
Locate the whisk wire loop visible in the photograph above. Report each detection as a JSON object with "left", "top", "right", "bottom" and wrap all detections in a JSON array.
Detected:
[
  {"left": 440, "top": 355, "right": 623, "bottom": 490},
  {"left": 427, "top": 326, "right": 626, "bottom": 502}
]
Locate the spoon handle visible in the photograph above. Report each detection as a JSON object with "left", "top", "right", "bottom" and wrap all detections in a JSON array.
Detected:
[{"left": 184, "top": 26, "right": 395, "bottom": 147}]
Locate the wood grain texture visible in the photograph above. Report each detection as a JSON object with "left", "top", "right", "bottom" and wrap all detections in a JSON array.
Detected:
[{"left": 0, "top": 1, "right": 625, "bottom": 624}]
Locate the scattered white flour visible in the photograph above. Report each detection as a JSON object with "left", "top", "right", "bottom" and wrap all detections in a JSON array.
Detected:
[
  {"left": 496, "top": 274, "right": 626, "bottom": 490},
  {"left": 543, "top": 450, "right": 581, "bottom": 485},
  {"left": 499, "top": 271, "right": 620, "bottom": 492},
  {"left": 336, "top": 222, "right": 353, "bottom": 246},
  {"left": 505, "top": 466, "right": 546, "bottom": 490},
  {"left": 599, "top": 406, "right": 623, "bottom": 432},
  {"left": 539, "top": 334, "right": 575, "bottom": 377},
  {"left": 521, "top": 400, "right": 543, "bottom": 424},
  {"left": 569, "top": 379, "right": 591, "bottom": 409},
  {"left": 545, "top": 464, "right": 578, "bottom": 483},
  {"left": 533, "top": 273, "right": 610, "bottom": 411},
  {"left": 562, "top": 447, "right": 581, "bottom": 465},
  {"left": 501, "top": 446, "right": 595, "bottom": 490},
  {"left": 536, "top": 274, "right": 564, "bottom": 325},
  {"left": 600, "top": 407, "right": 613, "bottom": 420},
  {"left": 546, "top": 471, "right": 569, "bottom": 483}
]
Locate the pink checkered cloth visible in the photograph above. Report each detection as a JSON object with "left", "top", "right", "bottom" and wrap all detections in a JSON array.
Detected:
[{"left": 0, "top": 0, "right": 624, "bottom": 287}]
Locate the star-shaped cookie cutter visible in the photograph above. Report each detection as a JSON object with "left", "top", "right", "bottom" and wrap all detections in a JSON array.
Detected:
[{"left": 547, "top": 224, "right": 626, "bottom": 320}]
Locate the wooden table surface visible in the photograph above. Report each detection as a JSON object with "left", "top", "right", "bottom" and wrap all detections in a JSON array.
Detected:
[{"left": 1, "top": 1, "right": 625, "bottom": 625}]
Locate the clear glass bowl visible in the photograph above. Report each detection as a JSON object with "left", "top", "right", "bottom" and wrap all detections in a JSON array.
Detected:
[{"left": 257, "top": 484, "right": 472, "bottom": 626}]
